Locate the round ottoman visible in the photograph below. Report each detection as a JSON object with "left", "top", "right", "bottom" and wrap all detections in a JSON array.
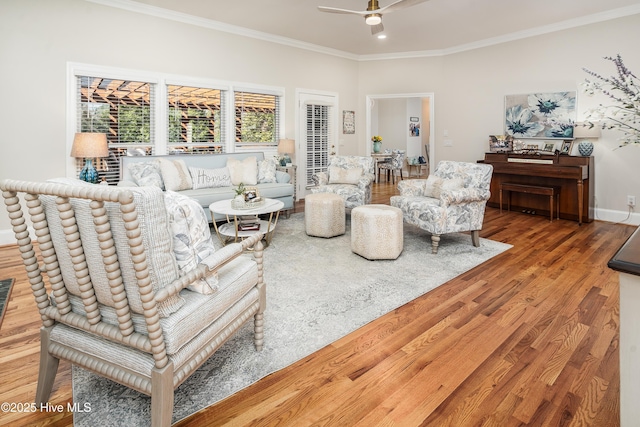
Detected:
[
  {"left": 351, "top": 204, "right": 403, "bottom": 260},
  {"left": 305, "top": 193, "right": 345, "bottom": 238}
]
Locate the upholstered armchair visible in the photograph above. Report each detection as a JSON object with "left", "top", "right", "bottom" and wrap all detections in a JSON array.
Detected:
[
  {"left": 310, "top": 155, "right": 375, "bottom": 209},
  {"left": 390, "top": 161, "right": 493, "bottom": 254},
  {"left": 0, "top": 178, "right": 266, "bottom": 427}
]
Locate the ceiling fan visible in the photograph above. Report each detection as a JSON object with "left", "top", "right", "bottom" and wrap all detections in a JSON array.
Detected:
[{"left": 318, "top": 0, "right": 430, "bottom": 35}]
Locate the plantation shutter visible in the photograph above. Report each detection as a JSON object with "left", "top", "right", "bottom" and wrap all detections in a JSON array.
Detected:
[
  {"left": 234, "top": 90, "right": 281, "bottom": 147},
  {"left": 305, "top": 102, "right": 333, "bottom": 187}
]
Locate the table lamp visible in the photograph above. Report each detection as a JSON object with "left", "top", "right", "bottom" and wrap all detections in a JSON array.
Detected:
[
  {"left": 70, "top": 133, "right": 109, "bottom": 183},
  {"left": 574, "top": 123, "right": 601, "bottom": 157},
  {"left": 277, "top": 138, "right": 295, "bottom": 166}
]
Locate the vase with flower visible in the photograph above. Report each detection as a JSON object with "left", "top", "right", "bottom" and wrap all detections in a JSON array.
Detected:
[{"left": 372, "top": 135, "right": 383, "bottom": 153}]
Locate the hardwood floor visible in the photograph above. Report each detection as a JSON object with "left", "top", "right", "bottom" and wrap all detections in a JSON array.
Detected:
[{"left": 0, "top": 178, "right": 634, "bottom": 426}]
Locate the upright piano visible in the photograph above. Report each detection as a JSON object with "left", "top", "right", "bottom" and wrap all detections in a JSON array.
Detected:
[{"left": 481, "top": 152, "right": 594, "bottom": 224}]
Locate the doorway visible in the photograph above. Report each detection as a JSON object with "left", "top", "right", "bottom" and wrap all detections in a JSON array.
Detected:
[{"left": 365, "top": 93, "right": 434, "bottom": 176}]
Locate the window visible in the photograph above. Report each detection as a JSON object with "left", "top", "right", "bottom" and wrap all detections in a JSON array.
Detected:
[
  {"left": 234, "top": 91, "right": 280, "bottom": 146},
  {"left": 167, "top": 85, "right": 226, "bottom": 154},
  {"left": 76, "top": 76, "right": 155, "bottom": 184},
  {"left": 69, "top": 64, "right": 284, "bottom": 183}
]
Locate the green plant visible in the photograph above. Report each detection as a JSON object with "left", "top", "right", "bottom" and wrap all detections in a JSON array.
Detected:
[{"left": 234, "top": 182, "right": 245, "bottom": 196}]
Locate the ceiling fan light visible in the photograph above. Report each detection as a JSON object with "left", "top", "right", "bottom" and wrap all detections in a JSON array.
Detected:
[
  {"left": 365, "top": 14, "right": 382, "bottom": 25},
  {"left": 377, "top": 34, "right": 387, "bottom": 39}
]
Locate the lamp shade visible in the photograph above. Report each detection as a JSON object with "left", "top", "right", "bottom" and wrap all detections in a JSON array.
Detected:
[
  {"left": 70, "top": 133, "right": 109, "bottom": 158},
  {"left": 574, "top": 124, "right": 601, "bottom": 139},
  {"left": 277, "top": 138, "right": 295, "bottom": 154}
]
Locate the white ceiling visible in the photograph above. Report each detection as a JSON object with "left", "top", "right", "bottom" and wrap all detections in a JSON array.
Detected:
[{"left": 123, "top": 0, "right": 640, "bottom": 58}]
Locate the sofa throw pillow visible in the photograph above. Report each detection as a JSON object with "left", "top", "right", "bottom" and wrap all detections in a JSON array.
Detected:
[
  {"left": 128, "top": 161, "right": 164, "bottom": 189},
  {"left": 328, "top": 166, "right": 363, "bottom": 185},
  {"left": 227, "top": 156, "right": 258, "bottom": 186},
  {"left": 424, "top": 175, "right": 464, "bottom": 199},
  {"left": 158, "top": 158, "right": 193, "bottom": 191},
  {"left": 189, "top": 166, "right": 232, "bottom": 190},
  {"left": 258, "top": 158, "right": 278, "bottom": 183},
  {"left": 164, "top": 191, "right": 218, "bottom": 294}
]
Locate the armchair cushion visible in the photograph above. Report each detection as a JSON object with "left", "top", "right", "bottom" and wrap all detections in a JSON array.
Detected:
[
  {"left": 328, "top": 166, "right": 363, "bottom": 185},
  {"left": 423, "top": 175, "right": 464, "bottom": 199},
  {"left": 164, "top": 191, "right": 218, "bottom": 294}
]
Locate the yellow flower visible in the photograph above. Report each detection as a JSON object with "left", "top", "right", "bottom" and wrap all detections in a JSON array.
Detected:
[{"left": 372, "top": 135, "right": 382, "bottom": 143}]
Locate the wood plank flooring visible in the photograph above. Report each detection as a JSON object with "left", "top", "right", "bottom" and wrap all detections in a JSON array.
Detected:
[{"left": 0, "top": 179, "right": 634, "bottom": 427}]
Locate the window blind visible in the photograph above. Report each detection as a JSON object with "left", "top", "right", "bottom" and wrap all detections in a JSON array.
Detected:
[
  {"left": 76, "top": 76, "right": 155, "bottom": 184},
  {"left": 305, "top": 103, "right": 332, "bottom": 187},
  {"left": 234, "top": 91, "right": 280, "bottom": 146},
  {"left": 167, "top": 84, "right": 226, "bottom": 155}
]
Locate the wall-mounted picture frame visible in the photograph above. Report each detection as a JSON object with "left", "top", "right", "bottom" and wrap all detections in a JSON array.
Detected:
[
  {"left": 342, "top": 110, "right": 355, "bottom": 134},
  {"left": 505, "top": 91, "right": 576, "bottom": 139},
  {"left": 489, "top": 135, "right": 513, "bottom": 152},
  {"left": 560, "top": 140, "right": 573, "bottom": 155}
]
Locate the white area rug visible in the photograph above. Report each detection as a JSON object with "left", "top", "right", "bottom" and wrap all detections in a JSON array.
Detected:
[{"left": 73, "top": 213, "right": 511, "bottom": 426}]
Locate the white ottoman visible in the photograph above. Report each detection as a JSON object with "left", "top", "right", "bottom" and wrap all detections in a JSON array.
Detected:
[
  {"left": 305, "top": 193, "right": 345, "bottom": 238},
  {"left": 351, "top": 204, "right": 403, "bottom": 260}
]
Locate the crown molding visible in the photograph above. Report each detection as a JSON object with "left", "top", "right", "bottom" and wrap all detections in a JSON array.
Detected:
[
  {"left": 88, "top": 0, "right": 640, "bottom": 62},
  {"left": 86, "top": 0, "right": 360, "bottom": 60}
]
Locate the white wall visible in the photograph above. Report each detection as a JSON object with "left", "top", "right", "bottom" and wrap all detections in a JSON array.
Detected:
[
  {"left": 1, "top": 1, "right": 639, "bottom": 242},
  {"left": 0, "top": 0, "right": 360, "bottom": 239},
  {"left": 358, "top": 14, "right": 640, "bottom": 224}
]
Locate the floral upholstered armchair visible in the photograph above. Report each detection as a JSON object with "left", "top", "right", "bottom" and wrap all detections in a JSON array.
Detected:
[
  {"left": 311, "top": 155, "right": 375, "bottom": 209},
  {"left": 390, "top": 160, "right": 493, "bottom": 254}
]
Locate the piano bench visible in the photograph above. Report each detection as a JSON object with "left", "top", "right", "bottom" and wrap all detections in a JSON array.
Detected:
[{"left": 500, "top": 183, "right": 560, "bottom": 222}]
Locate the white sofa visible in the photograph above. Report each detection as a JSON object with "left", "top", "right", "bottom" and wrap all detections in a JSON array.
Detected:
[{"left": 119, "top": 152, "right": 294, "bottom": 221}]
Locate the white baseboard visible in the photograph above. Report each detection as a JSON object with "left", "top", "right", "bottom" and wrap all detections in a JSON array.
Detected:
[
  {"left": 0, "top": 227, "right": 35, "bottom": 247},
  {"left": 595, "top": 208, "right": 640, "bottom": 226}
]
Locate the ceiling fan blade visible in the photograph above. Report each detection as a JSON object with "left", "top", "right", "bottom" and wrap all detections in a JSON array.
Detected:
[
  {"left": 317, "top": 6, "right": 368, "bottom": 16},
  {"left": 378, "top": 0, "right": 431, "bottom": 14},
  {"left": 371, "top": 23, "right": 384, "bottom": 35}
]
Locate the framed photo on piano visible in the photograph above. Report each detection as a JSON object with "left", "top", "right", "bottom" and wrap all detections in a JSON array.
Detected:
[{"left": 560, "top": 140, "right": 574, "bottom": 155}]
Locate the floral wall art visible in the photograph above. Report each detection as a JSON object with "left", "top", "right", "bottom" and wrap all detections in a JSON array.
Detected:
[{"left": 505, "top": 92, "right": 576, "bottom": 139}]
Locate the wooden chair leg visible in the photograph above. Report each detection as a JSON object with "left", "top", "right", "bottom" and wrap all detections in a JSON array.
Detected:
[
  {"left": 36, "top": 328, "right": 60, "bottom": 404},
  {"left": 431, "top": 235, "right": 440, "bottom": 254},
  {"left": 151, "top": 363, "right": 175, "bottom": 427},
  {"left": 471, "top": 230, "right": 480, "bottom": 247}
]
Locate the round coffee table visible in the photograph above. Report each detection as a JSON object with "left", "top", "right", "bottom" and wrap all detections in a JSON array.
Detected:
[{"left": 209, "top": 198, "right": 284, "bottom": 247}]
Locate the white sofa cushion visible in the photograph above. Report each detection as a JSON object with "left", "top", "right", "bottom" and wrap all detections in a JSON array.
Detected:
[
  {"left": 227, "top": 156, "right": 258, "bottom": 185},
  {"left": 159, "top": 158, "right": 193, "bottom": 191},
  {"left": 189, "top": 166, "right": 232, "bottom": 190}
]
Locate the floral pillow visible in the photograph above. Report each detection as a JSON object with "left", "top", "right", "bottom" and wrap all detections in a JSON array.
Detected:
[
  {"left": 128, "top": 161, "right": 164, "bottom": 189},
  {"left": 258, "top": 158, "right": 278, "bottom": 183},
  {"left": 189, "top": 166, "right": 232, "bottom": 189},
  {"left": 164, "top": 191, "right": 218, "bottom": 294}
]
